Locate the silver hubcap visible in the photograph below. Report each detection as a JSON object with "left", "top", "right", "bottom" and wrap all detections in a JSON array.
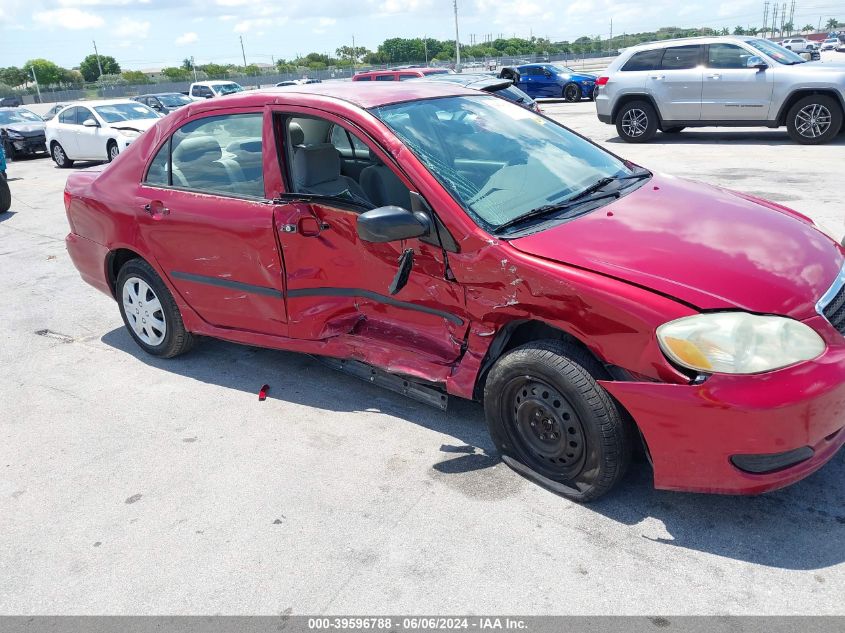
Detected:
[
  {"left": 622, "top": 108, "right": 648, "bottom": 137},
  {"left": 110, "top": 145, "right": 119, "bottom": 160},
  {"left": 122, "top": 277, "right": 166, "bottom": 346},
  {"left": 53, "top": 145, "right": 64, "bottom": 163},
  {"left": 795, "top": 104, "right": 832, "bottom": 138}
]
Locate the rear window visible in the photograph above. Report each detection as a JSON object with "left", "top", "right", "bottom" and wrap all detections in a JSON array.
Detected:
[
  {"left": 375, "top": 74, "right": 395, "bottom": 81},
  {"left": 621, "top": 49, "right": 663, "bottom": 71},
  {"left": 355, "top": 75, "right": 372, "bottom": 81},
  {"left": 660, "top": 45, "right": 702, "bottom": 70},
  {"left": 398, "top": 73, "right": 420, "bottom": 80}
]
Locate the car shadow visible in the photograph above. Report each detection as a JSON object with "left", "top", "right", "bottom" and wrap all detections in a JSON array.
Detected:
[
  {"left": 101, "top": 326, "right": 845, "bottom": 570},
  {"left": 0, "top": 211, "right": 17, "bottom": 222},
  {"left": 607, "top": 129, "right": 845, "bottom": 146}
]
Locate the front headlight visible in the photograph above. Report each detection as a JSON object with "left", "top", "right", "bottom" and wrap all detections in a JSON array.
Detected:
[
  {"left": 7, "top": 130, "right": 24, "bottom": 140},
  {"left": 657, "top": 313, "right": 825, "bottom": 374},
  {"left": 117, "top": 129, "right": 141, "bottom": 139}
]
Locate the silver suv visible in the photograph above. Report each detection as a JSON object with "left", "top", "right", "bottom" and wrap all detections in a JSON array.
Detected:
[{"left": 596, "top": 36, "right": 845, "bottom": 144}]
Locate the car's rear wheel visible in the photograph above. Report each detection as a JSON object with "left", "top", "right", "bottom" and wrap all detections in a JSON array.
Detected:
[
  {"left": 786, "top": 95, "right": 843, "bottom": 144},
  {"left": 0, "top": 174, "right": 10, "bottom": 213},
  {"left": 563, "top": 83, "right": 581, "bottom": 102},
  {"left": 51, "top": 142, "right": 73, "bottom": 168},
  {"left": 116, "top": 258, "right": 194, "bottom": 358},
  {"left": 662, "top": 126, "right": 685, "bottom": 134},
  {"left": 616, "top": 100, "right": 658, "bottom": 143},
  {"left": 107, "top": 140, "right": 119, "bottom": 162},
  {"left": 483, "top": 340, "right": 632, "bottom": 502}
]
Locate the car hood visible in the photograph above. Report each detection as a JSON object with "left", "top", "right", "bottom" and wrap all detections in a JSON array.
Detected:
[
  {"left": 567, "top": 72, "right": 597, "bottom": 81},
  {"left": 3, "top": 122, "right": 46, "bottom": 134},
  {"left": 509, "top": 174, "right": 844, "bottom": 319},
  {"left": 107, "top": 118, "right": 159, "bottom": 133}
]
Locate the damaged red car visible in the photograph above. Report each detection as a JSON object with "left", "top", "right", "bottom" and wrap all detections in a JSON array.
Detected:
[{"left": 64, "top": 82, "right": 845, "bottom": 501}]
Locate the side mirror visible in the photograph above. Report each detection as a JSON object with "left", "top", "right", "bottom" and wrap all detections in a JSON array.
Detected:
[
  {"left": 747, "top": 56, "right": 768, "bottom": 70},
  {"left": 82, "top": 118, "right": 99, "bottom": 127},
  {"left": 357, "top": 206, "right": 431, "bottom": 243}
]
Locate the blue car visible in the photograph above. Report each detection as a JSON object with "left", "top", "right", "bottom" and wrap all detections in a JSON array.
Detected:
[{"left": 500, "top": 64, "right": 597, "bottom": 102}]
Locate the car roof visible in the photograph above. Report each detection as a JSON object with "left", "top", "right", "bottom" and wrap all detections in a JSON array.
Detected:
[
  {"left": 355, "top": 67, "right": 443, "bottom": 75},
  {"left": 238, "top": 81, "right": 480, "bottom": 109},
  {"left": 623, "top": 35, "right": 759, "bottom": 53}
]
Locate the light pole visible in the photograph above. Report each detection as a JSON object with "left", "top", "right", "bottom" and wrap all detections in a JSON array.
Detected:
[
  {"left": 30, "top": 66, "right": 42, "bottom": 103},
  {"left": 453, "top": 0, "right": 461, "bottom": 72}
]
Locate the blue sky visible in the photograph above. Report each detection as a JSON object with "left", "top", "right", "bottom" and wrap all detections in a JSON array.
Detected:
[{"left": 1, "top": 0, "right": 841, "bottom": 70}]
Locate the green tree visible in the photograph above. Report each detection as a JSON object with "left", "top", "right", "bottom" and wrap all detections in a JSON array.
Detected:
[
  {"left": 162, "top": 66, "right": 191, "bottom": 81},
  {"left": 198, "top": 63, "right": 228, "bottom": 79},
  {"left": 182, "top": 58, "right": 194, "bottom": 71},
  {"left": 23, "top": 59, "right": 63, "bottom": 87},
  {"left": 0, "top": 67, "right": 28, "bottom": 88},
  {"left": 121, "top": 70, "right": 151, "bottom": 84},
  {"left": 782, "top": 21, "right": 794, "bottom": 35},
  {"left": 825, "top": 18, "right": 839, "bottom": 30},
  {"left": 733, "top": 26, "right": 746, "bottom": 35},
  {"left": 79, "top": 54, "right": 120, "bottom": 82},
  {"left": 746, "top": 26, "right": 759, "bottom": 35}
]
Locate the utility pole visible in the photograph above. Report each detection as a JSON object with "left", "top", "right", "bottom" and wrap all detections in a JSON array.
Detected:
[
  {"left": 788, "top": 0, "right": 795, "bottom": 34},
  {"left": 763, "top": 1, "right": 769, "bottom": 37},
  {"left": 240, "top": 35, "right": 248, "bottom": 68},
  {"left": 609, "top": 18, "right": 613, "bottom": 49},
  {"left": 453, "top": 0, "right": 461, "bottom": 72},
  {"left": 351, "top": 34, "right": 357, "bottom": 73},
  {"left": 191, "top": 56, "right": 197, "bottom": 82},
  {"left": 30, "top": 66, "right": 42, "bottom": 103},
  {"left": 92, "top": 40, "right": 104, "bottom": 79},
  {"left": 424, "top": 35, "right": 429, "bottom": 65}
]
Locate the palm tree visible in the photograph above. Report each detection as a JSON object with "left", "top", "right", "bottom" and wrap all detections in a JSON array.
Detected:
[
  {"left": 802, "top": 24, "right": 815, "bottom": 33},
  {"left": 747, "top": 26, "right": 759, "bottom": 35},
  {"left": 826, "top": 18, "right": 839, "bottom": 31},
  {"left": 733, "top": 26, "right": 746, "bottom": 35},
  {"left": 782, "top": 21, "right": 794, "bottom": 35}
]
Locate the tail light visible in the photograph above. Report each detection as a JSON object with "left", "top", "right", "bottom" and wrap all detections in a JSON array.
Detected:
[
  {"left": 596, "top": 76, "right": 609, "bottom": 86},
  {"left": 63, "top": 190, "right": 72, "bottom": 211}
]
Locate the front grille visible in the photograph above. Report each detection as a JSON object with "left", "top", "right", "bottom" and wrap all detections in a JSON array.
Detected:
[{"left": 819, "top": 266, "right": 845, "bottom": 336}]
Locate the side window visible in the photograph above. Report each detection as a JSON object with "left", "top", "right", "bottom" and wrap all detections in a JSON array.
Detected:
[
  {"left": 708, "top": 44, "right": 752, "bottom": 69},
  {"left": 191, "top": 85, "right": 201, "bottom": 97},
  {"left": 660, "top": 45, "right": 702, "bottom": 70},
  {"left": 356, "top": 75, "right": 372, "bottom": 81},
  {"left": 526, "top": 67, "right": 544, "bottom": 76},
  {"left": 77, "top": 108, "right": 95, "bottom": 125},
  {"left": 621, "top": 49, "right": 663, "bottom": 71},
  {"left": 146, "top": 113, "right": 264, "bottom": 197},
  {"left": 330, "top": 125, "right": 368, "bottom": 155},
  {"left": 398, "top": 73, "right": 418, "bottom": 81},
  {"left": 375, "top": 74, "right": 395, "bottom": 81},
  {"left": 59, "top": 107, "right": 78, "bottom": 125}
]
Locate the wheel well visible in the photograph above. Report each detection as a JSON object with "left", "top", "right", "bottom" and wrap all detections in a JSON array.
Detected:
[
  {"left": 106, "top": 248, "right": 142, "bottom": 296},
  {"left": 472, "top": 320, "right": 605, "bottom": 401},
  {"left": 777, "top": 89, "right": 845, "bottom": 125},
  {"left": 611, "top": 94, "right": 662, "bottom": 125}
]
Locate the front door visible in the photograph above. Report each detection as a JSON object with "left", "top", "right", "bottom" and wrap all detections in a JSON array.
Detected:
[
  {"left": 648, "top": 44, "right": 704, "bottom": 121},
  {"left": 272, "top": 111, "right": 468, "bottom": 374},
  {"left": 701, "top": 43, "right": 774, "bottom": 121},
  {"left": 136, "top": 110, "right": 287, "bottom": 335}
]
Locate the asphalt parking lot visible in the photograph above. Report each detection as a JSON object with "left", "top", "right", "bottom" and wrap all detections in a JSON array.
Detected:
[{"left": 1, "top": 101, "right": 844, "bottom": 615}]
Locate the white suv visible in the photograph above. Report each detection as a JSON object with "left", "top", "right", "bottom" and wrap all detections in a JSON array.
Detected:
[
  {"left": 781, "top": 38, "right": 813, "bottom": 52},
  {"left": 595, "top": 36, "right": 845, "bottom": 144}
]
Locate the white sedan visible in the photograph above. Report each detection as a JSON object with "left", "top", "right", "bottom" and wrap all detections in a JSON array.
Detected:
[{"left": 45, "top": 100, "right": 161, "bottom": 167}]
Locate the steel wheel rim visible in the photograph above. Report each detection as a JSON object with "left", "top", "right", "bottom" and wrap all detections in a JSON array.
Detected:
[
  {"left": 109, "top": 144, "right": 119, "bottom": 160},
  {"left": 122, "top": 276, "right": 166, "bottom": 346},
  {"left": 795, "top": 104, "right": 832, "bottom": 138},
  {"left": 53, "top": 145, "right": 64, "bottom": 164},
  {"left": 564, "top": 84, "right": 579, "bottom": 101},
  {"left": 621, "top": 108, "right": 648, "bottom": 137},
  {"left": 503, "top": 377, "right": 587, "bottom": 479}
]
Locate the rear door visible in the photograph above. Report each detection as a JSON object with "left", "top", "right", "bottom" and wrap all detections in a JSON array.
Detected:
[
  {"left": 55, "top": 107, "right": 82, "bottom": 156},
  {"left": 75, "top": 106, "right": 106, "bottom": 160},
  {"left": 701, "top": 43, "right": 774, "bottom": 120},
  {"left": 647, "top": 44, "right": 704, "bottom": 121}
]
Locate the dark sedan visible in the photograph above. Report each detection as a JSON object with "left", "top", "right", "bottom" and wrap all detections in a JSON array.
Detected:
[
  {"left": 132, "top": 93, "right": 193, "bottom": 115},
  {"left": 0, "top": 107, "right": 47, "bottom": 159}
]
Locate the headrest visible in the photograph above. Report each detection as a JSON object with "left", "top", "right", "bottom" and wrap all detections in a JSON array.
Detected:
[
  {"left": 227, "top": 139, "right": 262, "bottom": 154},
  {"left": 173, "top": 136, "right": 222, "bottom": 163},
  {"left": 289, "top": 122, "right": 305, "bottom": 146},
  {"left": 293, "top": 143, "right": 341, "bottom": 187}
]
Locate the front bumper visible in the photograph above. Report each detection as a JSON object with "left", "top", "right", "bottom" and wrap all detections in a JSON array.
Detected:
[
  {"left": 601, "top": 320, "right": 845, "bottom": 494},
  {"left": 7, "top": 134, "right": 47, "bottom": 155}
]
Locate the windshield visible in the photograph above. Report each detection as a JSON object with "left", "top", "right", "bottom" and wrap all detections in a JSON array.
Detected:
[
  {"left": 95, "top": 103, "right": 159, "bottom": 123},
  {"left": 0, "top": 109, "right": 42, "bottom": 124},
  {"left": 551, "top": 65, "right": 576, "bottom": 74},
  {"left": 158, "top": 94, "right": 192, "bottom": 107},
  {"left": 373, "top": 95, "right": 630, "bottom": 231},
  {"left": 214, "top": 83, "right": 243, "bottom": 95},
  {"left": 746, "top": 38, "right": 807, "bottom": 64}
]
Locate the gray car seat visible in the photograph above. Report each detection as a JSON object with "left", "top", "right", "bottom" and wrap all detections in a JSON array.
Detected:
[
  {"left": 172, "top": 136, "right": 235, "bottom": 193},
  {"left": 292, "top": 143, "right": 369, "bottom": 204}
]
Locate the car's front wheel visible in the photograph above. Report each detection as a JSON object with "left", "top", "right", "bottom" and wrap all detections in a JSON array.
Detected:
[
  {"left": 116, "top": 258, "right": 194, "bottom": 358},
  {"left": 483, "top": 340, "right": 633, "bottom": 502},
  {"left": 563, "top": 83, "right": 581, "bottom": 102},
  {"left": 107, "top": 140, "right": 119, "bottom": 162},
  {"left": 51, "top": 142, "right": 73, "bottom": 168},
  {"left": 786, "top": 95, "right": 843, "bottom": 144},
  {"left": 616, "top": 100, "right": 658, "bottom": 142}
]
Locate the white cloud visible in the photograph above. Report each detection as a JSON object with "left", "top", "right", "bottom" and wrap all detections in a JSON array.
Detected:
[
  {"left": 233, "top": 17, "right": 275, "bottom": 33},
  {"left": 32, "top": 7, "right": 105, "bottom": 29},
  {"left": 175, "top": 31, "right": 198, "bottom": 45},
  {"left": 114, "top": 17, "right": 149, "bottom": 39}
]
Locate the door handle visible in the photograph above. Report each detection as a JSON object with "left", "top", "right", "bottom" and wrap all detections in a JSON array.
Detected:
[
  {"left": 649, "top": 74, "right": 665, "bottom": 80},
  {"left": 143, "top": 202, "right": 169, "bottom": 216},
  {"left": 707, "top": 73, "right": 721, "bottom": 79}
]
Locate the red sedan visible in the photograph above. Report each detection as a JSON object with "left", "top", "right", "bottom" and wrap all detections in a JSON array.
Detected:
[{"left": 64, "top": 82, "right": 845, "bottom": 501}]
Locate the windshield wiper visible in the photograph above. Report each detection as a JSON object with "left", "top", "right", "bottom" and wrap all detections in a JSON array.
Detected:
[{"left": 493, "top": 190, "right": 620, "bottom": 234}]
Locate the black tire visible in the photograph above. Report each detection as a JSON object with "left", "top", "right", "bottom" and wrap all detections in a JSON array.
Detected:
[
  {"left": 483, "top": 340, "right": 632, "bottom": 502},
  {"left": 116, "top": 258, "right": 194, "bottom": 358},
  {"left": 662, "top": 126, "right": 685, "bottom": 134},
  {"left": 3, "top": 139, "right": 15, "bottom": 161},
  {"left": 563, "top": 82, "right": 581, "bottom": 103},
  {"left": 786, "top": 94, "right": 843, "bottom": 144},
  {"left": 615, "top": 100, "right": 658, "bottom": 143},
  {"left": 0, "top": 175, "right": 10, "bottom": 213},
  {"left": 51, "top": 142, "right": 73, "bottom": 168},
  {"left": 107, "top": 140, "right": 119, "bottom": 162}
]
